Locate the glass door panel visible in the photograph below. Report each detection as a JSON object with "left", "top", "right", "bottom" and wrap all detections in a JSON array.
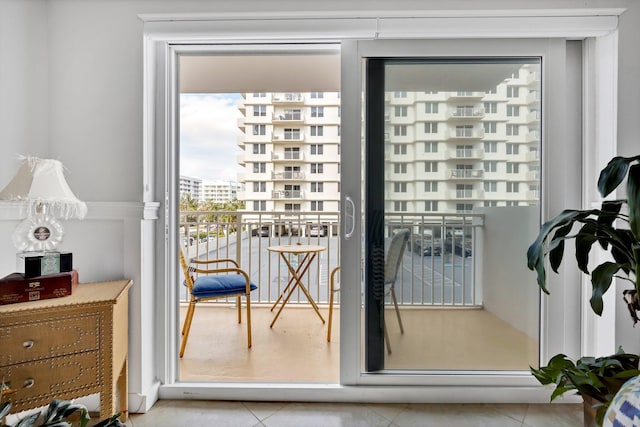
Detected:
[{"left": 364, "top": 58, "right": 542, "bottom": 372}]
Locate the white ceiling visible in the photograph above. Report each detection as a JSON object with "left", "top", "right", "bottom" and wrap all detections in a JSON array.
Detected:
[{"left": 179, "top": 54, "right": 534, "bottom": 94}]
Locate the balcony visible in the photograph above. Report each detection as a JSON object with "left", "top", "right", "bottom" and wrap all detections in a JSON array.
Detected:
[
  {"left": 272, "top": 93, "right": 305, "bottom": 104},
  {"left": 273, "top": 132, "right": 305, "bottom": 142},
  {"left": 449, "top": 91, "right": 485, "bottom": 99},
  {"left": 450, "top": 148, "right": 484, "bottom": 159},
  {"left": 273, "top": 112, "right": 304, "bottom": 123},
  {"left": 272, "top": 190, "right": 304, "bottom": 199},
  {"left": 178, "top": 210, "right": 539, "bottom": 382},
  {"left": 271, "top": 151, "right": 304, "bottom": 161},
  {"left": 449, "top": 169, "right": 484, "bottom": 179},
  {"left": 448, "top": 107, "right": 485, "bottom": 120},
  {"left": 271, "top": 171, "right": 305, "bottom": 180},
  {"left": 446, "top": 128, "right": 485, "bottom": 140}
]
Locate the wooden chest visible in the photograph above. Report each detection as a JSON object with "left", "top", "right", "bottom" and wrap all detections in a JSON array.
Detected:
[{"left": 0, "top": 279, "right": 131, "bottom": 421}]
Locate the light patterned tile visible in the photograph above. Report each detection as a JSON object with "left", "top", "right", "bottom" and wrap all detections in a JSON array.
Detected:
[
  {"left": 242, "top": 401, "right": 290, "bottom": 422},
  {"left": 261, "top": 402, "right": 391, "bottom": 427},
  {"left": 128, "top": 400, "right": 259, "bottom": 427},
  {"left": 522, "top": 403, "right": 583, "bottom": 427},
  {"left": 393, "top": 403, "right": 523, "bottom": 427}
]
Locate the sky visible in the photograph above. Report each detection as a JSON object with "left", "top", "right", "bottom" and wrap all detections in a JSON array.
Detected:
[{"left": 179, "top": 93, "right": 245, "bottom": 182}]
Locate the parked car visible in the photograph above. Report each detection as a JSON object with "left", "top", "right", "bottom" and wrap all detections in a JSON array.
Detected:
[
  {"left": 309, "top": 225, "right": 327, "bottom": 237},
  {"left": 407, "top": 234, "right": 441, "bottom": 256}
]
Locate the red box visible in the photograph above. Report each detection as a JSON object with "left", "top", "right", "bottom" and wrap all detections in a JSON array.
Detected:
[{"left": 0, "top": 270, "right": 79, "bottom": 305}]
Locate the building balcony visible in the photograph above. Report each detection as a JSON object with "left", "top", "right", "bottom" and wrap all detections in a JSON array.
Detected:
[
  {"left": 272, "top": 93, "right": 305, "bottom": 104},
  {"left": 271, "top": 151, "right": 304, "bottom": 161},
  {"left": 273, "top": 112, "right": 304, "bottom": 123},
  {"left": 449, "top": 91, "right": 485, "bottom": 99},
  {"left": 450, "top": 148, "right": 484, "bottom": 159},
  {"left": 272, "top": 171, "right": 306, "bottom": 180},
  {"left": 447, "top": 107, "right": 485, "bottom": 120},
  {"left": 273, "top": 133, "right": 305, "bottom": 142},
  {"left": 272, "top": 190, "right": 304, "bottom": 199},
  {"left": 446, "top": 128, "right": 485, "bottom": 140},
  {"left": 449, "top": 169, "right": 484, "bottom": 180},
  {"left": 451, "top": 189, "right": 485, "bottom": 199}
]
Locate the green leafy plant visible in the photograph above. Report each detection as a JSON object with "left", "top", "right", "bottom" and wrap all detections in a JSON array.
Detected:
[
  {"left": 0, "top": 400, "right": 125, "bottom": 427},
  {"left": 527, "top": 155, "right": 640, "bottom": 425},
  {"left": 530, "top": 349, "right": 640, "bottom": 426},
  {"left": 527, "top": 154, "right": 640, "bottom": 322}
]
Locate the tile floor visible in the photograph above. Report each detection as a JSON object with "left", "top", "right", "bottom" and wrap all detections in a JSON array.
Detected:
[{"left": 123, "top": 400, "right": 584, "bottom": 427}]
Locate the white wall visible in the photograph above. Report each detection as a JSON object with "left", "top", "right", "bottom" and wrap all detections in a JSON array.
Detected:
[{"left": 1, "top": 0, "right": 639, "bottom": 412}]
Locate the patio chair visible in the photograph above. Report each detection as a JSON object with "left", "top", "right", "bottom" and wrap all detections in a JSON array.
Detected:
[
  {"left": 179, "top": 250, "right": 257, "bottom": 357},
  {"left": 326, "top": 228, "right": 410, "bottom": 354}
]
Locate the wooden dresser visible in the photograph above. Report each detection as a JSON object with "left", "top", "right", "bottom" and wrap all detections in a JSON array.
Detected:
[{"left": 0, "top": 279, "right": 131, "bottom": 421}]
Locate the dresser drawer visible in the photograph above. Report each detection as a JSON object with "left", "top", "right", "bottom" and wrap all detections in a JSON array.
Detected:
[
  {"left": 0, "top": 313, "right": 100, "bottom": 366},
  {"left": 0, "top": 351, "right": 102, "bottom": 413}
]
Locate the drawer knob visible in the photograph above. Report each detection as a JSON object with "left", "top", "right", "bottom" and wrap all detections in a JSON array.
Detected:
[
  {"left": 23, "top": 378, "right": 35, "bottom": 388},
  {"left": 23, "top": 340, "right": 34, "bottom": 349}
]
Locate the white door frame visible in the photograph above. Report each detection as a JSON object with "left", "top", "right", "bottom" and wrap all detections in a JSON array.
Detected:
[{"left": 141, "top": 9, "right": 621, "bottom": 403}]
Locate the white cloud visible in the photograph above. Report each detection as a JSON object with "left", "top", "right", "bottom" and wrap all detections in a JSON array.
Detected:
[{"left": 180, "top": 93, "right": 245, "bottom": 182}]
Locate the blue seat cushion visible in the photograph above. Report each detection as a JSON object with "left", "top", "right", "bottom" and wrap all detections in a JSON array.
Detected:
[{"left": 192, "top": 274, "right": 257, "bottom": 299}]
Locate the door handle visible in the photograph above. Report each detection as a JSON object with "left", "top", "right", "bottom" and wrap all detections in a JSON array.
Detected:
[{"left": 345, "top": 196, "right": 355, "bottom": 239}]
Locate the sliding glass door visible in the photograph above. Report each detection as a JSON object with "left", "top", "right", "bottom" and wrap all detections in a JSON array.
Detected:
[{"left": 339, "top": 39, "right": 582, "bottom": 383}]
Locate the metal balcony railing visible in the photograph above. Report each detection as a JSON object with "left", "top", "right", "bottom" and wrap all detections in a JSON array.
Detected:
[{"left": 180, "top": 211, "right": 481, "bottom": 308}]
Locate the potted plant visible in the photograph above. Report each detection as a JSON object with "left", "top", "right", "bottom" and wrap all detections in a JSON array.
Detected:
[
  {"left": 0, "top": 399, "right": 125, "bottom": 427},
  {"left": 527, "top": 154, "right": 640, "bottom": 425}
]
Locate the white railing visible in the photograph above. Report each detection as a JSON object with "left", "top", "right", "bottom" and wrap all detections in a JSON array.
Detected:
[{"left": 180, "top": 211, "right": 481, "bottom": 307}]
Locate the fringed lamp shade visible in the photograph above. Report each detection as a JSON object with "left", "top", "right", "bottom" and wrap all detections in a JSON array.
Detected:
[{"left": 0, "top": 157, "right": 87, "bottom": 252}]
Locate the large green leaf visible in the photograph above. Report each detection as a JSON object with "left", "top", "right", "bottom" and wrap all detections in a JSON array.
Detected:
[
  {"left": 628, "top": 164, "right": 640, "bottom": 241},
  {"left": 575, "top": 223, "right": 599, "bottom": 274},
  {"left": 597, "top": 155, "right": 640, "bottom": 197},
  {"left": 549, "top": 222, "right": 574, "bottom": 273},
  {"left": 590, "top": 262, "right": 623, "bottom": 315}
]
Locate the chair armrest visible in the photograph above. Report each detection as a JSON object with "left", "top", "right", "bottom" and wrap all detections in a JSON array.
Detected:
[{"left": 191, "top": 258, "right": 240, "bottom": 268}]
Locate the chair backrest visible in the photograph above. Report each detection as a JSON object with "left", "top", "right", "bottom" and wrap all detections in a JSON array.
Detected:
[
  {"left": 384, "top": 229, "right": 410, "bottom": 285},
  {"left": 179, "top": 250, "right": 195, "bottom": 293}
]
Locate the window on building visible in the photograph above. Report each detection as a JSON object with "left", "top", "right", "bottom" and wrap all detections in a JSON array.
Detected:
[
  {"left": 506, "top": 143, "right": 520, "bottom": 155},
  {"left": 253, "top": 162, "right": 266, "bottom": 173},
  {"left": 285, "top": 203, "right": 301, "bottom": 211},
  {"left": 311, "top": 182, "right": 324, "bottom": 192},
  {"left": 394, "top": 91, "right": 407, "bottom": 98},
  {"left": 456, "top": 203, "right": 474, "bottom": 213},
  {"left": 484, "top": 141, "right": 497, "bottom": 153},
  {"left": 393, "top": 201, "right": 408, "bottom": 211},
  {"left": 507, "top": 182, "right": 520, "bottom": 192},
  {"left": 253, "top": 105, "right": 267, "bottom": 116},
  {"left": 284, "top": 128, "right": 301, "bottom": 139},
  {"left": 394, "top": 144, "right": 408, "bottom": 155},
  {"left": 456, "top": 145, "right": 473, "bottom": 157},
  {"left": 253, "top": 181, "right": 266, "bottom": 192},
  {"left": 424, "top": 181, "right": 438, "bottom": 192},
  {"left": 425, "top": 161, "right": 438, "bottom": 172},
  {"left": 253, "top": 124, "right": 266, "bottom": 135},
  {"left": 456, "top": 125, "right": 473, "bottom": 137},
  {"left": 311, "top": 106, "right": 324, "bottom": 117},
  {"left": 483, "top": 122, "right": 497, "bottom": 133},
  {"left": 311, "top": 201, "right": 324, "bottom": 211},
  {"left": 456, "top": 184, "right": 473, "bottom": 198},
  {"left": 252, "top": 92, "right": 266, "bottom": 98},
  {"left": 394, "top": 125, "right": 407, "bottom": 136},
  {"left": 394, "top": 182, "right": 407, "bottom": 192},
  {"left": 484, "top": 200, "right": 498, "bottom": 207},
  {"left": 311, "top": 163, "right": 324, "bottom": 174},
  {"left": 506, "top": 86, "right": 519, "bottom": 98},
  {"left": 310, "top": 125, "right": 324, "bottom": 136},
  {"left": 310, "top": 144, "right": 324, "bottom": 155},
  {"left": 484, "top": 102, "right": 497, "bottom": 113},
  {"left": 506, "top": 201, "right": 520, "bottom": 207},
  {"left": 425, "top": 102, "right": 439, "bottom": 113},
  {"left": 506, "top": 124, "right": 519, "bottom": 136},
  {"left": 424, "top": 142, "right": 438, "bottom": 153},
  {"left": 310, "top": 92, "right": 323, "bottom": 99},
  {"left": 253, "top": 143, "right": 266, "bottom": 154},
  {"left": 253, "top": 200, "right": 266, "bottom": 211},
  {"left": 507, "top": 105, "right": 520, "bottom": 116},
  {"left": 484, "top": 181, "right": 497, "bottom": 192},
  {"left": 507, "top": 163, "right": 520, "bottom": 174},
  {"left": 394, "top": 163, "right": 407, "bottom": 174},
  {"left": 425, "top": 122, "right": 438, "bottom": 133},
  {"left": 395, "top": 106, "right": 408, "bottom": 117},
  {"left": 484, "top": 160, "right": 497, "bottom": 172},
  {"left": 425, "top": 200, "right": 438, "bottom": 211}
]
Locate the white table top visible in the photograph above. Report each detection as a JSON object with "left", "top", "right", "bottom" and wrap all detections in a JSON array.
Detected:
[{"left": 267, "top": 244, "right": 326, "bottom": 254}]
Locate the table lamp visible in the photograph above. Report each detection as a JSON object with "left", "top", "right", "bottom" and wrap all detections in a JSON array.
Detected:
[{"left": 0, "top": 156, "right": 87, "bottom": 253}]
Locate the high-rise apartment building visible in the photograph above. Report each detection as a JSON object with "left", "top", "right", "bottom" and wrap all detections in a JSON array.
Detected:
[
  {"left": 201, "top": 180, "right": 240, "bottom": 204},
  {"left": 180, "top": 175, "right": 202, "bottom": 201},
  {"left": 237, "top": 92, "right": 341, "bottom": 222},
  {"left": 236, "top": 64, "right": 539, "bottom": 219}
]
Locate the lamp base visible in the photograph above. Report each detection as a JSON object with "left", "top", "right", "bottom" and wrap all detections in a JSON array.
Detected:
[{"left": 13, "top": 214, "right": 64, "bottom": 252}]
